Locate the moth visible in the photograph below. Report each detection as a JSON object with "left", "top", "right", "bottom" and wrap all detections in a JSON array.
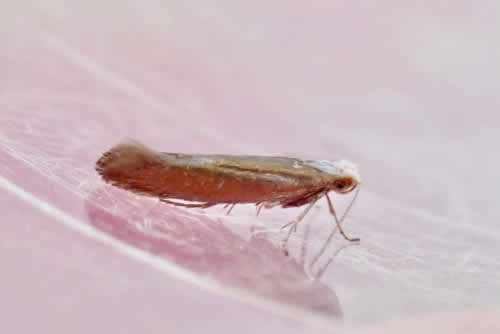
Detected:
[{"left": 96, "top": 140, "right": 361, "bottom": 251}]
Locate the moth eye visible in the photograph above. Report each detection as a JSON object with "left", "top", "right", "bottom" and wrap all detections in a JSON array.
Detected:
[{"left": 334, "top": 180, "right": 347, "bottom": 190}]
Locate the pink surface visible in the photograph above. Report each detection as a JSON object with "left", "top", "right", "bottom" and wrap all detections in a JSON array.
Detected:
[{"left": 2, "top": 1, "right": 499, "bottom": 333}]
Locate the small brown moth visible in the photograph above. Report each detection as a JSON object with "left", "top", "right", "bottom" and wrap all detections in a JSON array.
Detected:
[{"left": 96, "top": 140, "right": 361, "bottom": 252}]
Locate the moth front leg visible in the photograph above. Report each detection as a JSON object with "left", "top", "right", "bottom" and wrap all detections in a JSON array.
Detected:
[{"left": 325, "top": 192, "right": 360, "bottom": 242}]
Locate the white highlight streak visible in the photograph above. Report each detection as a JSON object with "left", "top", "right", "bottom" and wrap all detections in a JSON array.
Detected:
[
  {"left": 0, "top": 175, "right": 336, "bottom": 327},
  {"left": 0, "top": 174, "right": 207, "bottom": 284},
  {"left": 40, "top": 33, "right": 256, "bottom": 153}
]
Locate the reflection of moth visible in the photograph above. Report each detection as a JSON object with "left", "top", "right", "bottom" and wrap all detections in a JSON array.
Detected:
[{"left": 96, "top": 140, "right": 361, "bottom": 253}]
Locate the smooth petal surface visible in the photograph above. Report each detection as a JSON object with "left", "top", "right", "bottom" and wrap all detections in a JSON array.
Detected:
[{"left": 1, "top": 1, "right": 499, "bottom": 333}]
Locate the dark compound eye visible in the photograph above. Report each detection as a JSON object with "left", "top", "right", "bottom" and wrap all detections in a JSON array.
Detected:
[{"left": 334, "top": 180, "right": 347, "bottom": 190}]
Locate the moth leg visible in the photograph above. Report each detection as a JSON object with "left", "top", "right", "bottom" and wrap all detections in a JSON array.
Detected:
[
  {"left": 280, "top": 197, "right": 319, "bottom": 255},
  {"left": 160, "top": 198, "right": 216, "bottom": 209},
  {"left": 251, "top": 201, "right": 279, "bottom": 235},
  {"left": 325, "top": 193, "right": 360, "bottom": 242},
  {"left": 225, "top": 203, "right": 236, "bottom": 215},
  {"left": 255, "top": 203, "right": 264, "bottom": 216},
  {"left": 255, "top": 201, "right": 279, "bottom": 216}
]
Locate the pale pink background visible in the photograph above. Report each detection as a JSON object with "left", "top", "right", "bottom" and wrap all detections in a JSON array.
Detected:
[{"left": 1, "top": 1, "right": 499, "bottom": 333}]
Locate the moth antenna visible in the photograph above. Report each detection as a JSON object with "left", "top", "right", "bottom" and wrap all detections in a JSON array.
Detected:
[
  {"left": 339, "top": 183, "right": 361, "bottom": 223},
  {"left": 309, "top": 188, "right": 361, "bottom": 272},
  {"left": 325, "top": 192, "right": 360, "bottom": 242}
]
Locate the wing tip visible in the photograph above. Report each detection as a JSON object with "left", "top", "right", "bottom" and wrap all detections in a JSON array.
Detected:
[{"left": 95, "top": 139, "right": 160, "bottom": 181}]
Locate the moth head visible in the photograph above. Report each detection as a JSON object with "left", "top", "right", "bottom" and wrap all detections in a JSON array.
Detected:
[
  {"left": 330, "top": 159, "right": 361, "bottom": 193},
  {"left": 304, "top": 159, "right": 361, "bottom": 193},
  {"left": 331, "top": 176, "right": 358, "bottom": 193}
]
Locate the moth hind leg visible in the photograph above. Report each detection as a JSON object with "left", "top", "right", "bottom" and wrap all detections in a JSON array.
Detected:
[{"left": 160, "top": 198, "right": 216, "bottom": 209}]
